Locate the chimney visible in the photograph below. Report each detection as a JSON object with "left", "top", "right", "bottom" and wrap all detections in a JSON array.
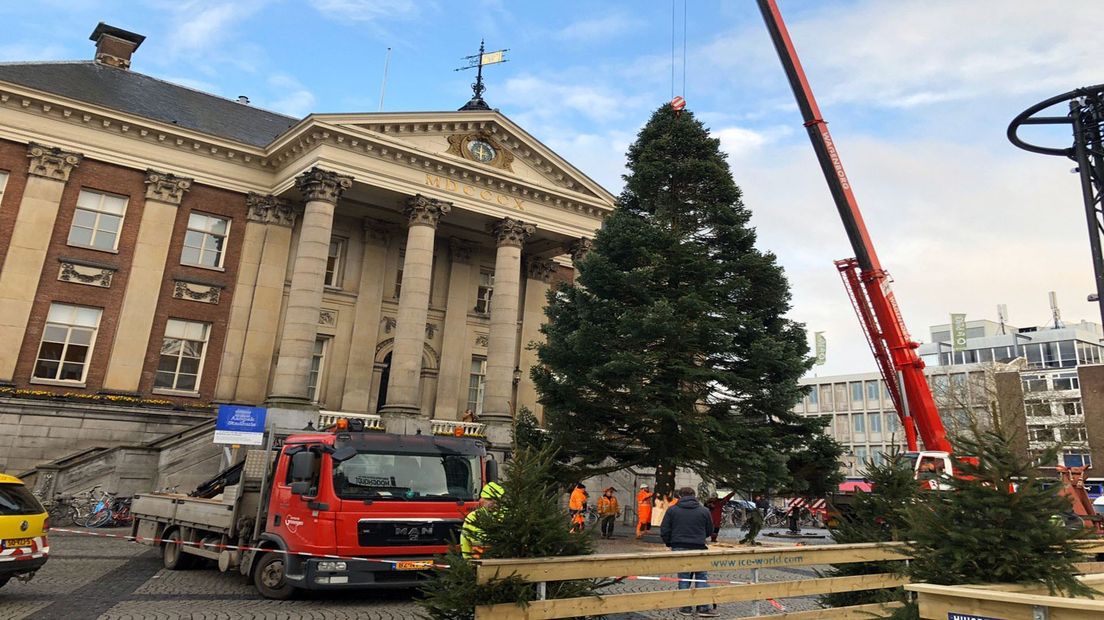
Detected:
[{"left": 89, "top": 22, "right": 145, "bottom": 70}]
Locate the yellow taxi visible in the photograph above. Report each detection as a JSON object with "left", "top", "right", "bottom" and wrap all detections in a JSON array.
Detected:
[{"left": 0, "top": 474, "right": 49, "bottom": 589}]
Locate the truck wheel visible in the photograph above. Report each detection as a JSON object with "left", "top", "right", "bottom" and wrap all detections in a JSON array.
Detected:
[
  {"left": 163, "top": 530, "right": 195, "bottom": 570},
  {"left": 253, "top": 552, "right": 296, "bottom": 600}
]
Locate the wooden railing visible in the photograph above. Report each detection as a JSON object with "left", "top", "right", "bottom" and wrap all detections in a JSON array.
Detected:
[
  {"left": 473, "top": 540, "right": 1104, "bottom": 619},
  {"left": 474, "top": 542, "right": 909, "bottom": 619}
]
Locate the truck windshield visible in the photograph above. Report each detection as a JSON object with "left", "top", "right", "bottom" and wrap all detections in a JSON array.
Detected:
[{"left": 332, "top": 452, "right": 480, "bottom": 501}]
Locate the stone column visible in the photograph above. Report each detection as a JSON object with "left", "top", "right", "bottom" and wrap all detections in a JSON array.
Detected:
[
  {"left": 339, "top": 219, "right": 392, "bottom": 411},
  {"left": 267, "top": 168, "right": 351, "bottom": 413},
  {"left": 516, "top": 257, "right": 556, "bottom": 422},
  {"left": 0, "top": 143, "right": 82, "bottom": 382},
  {"left": 434, "top": 238, "right": 478, "bottom": 420},
  {"left": 103, "top": 170, "right": 192, "bottom": 392},
  {"left": 482, "top": 218, "right": 534, "bottom": 447},
  {"left": 568, "top": 237, "right": 592, "bottom": 282},
  {"left": 380, "top": 195, "right": 450, "bottom": 435},
  {"left": 216, "top": 194, "right": 297, "bottom": 403}
]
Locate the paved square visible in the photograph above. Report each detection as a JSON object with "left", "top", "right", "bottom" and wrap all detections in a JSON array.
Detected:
[{"left": 0, "top": 526, "right": 831, "bottom": 619}]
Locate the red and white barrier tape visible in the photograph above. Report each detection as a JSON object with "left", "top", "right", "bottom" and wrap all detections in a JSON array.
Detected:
[{"left": 51, "top": 527, "right": 788, "bottom": 606}]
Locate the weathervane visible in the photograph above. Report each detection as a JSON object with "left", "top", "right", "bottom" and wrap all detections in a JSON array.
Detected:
[{"left": 455, "top": 39, "right": 508, "bottom": 111}]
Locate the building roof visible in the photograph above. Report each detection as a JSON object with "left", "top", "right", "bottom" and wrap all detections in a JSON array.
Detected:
[{"left": 0, "top": 61, "right": 299, "bottom": 147}]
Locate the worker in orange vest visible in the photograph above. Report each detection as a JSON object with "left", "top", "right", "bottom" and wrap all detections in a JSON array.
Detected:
[
  {"left": 569, "top": 483, "right": 588, "bottom": 533},
  {"left": 636, "top": 483, "right": 654, "bottom": 539},
  {"left": 597, "top": 487, "right": 621, "bottom": 539}
]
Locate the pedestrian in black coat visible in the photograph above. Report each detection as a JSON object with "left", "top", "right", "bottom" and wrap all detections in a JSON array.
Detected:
[{"left": 659, "top": 487, "right": 719, "bottom": 617}]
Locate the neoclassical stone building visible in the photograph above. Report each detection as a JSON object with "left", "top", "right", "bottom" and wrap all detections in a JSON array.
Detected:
[{"left": 0, "top": 24, "right": 613, "bottom": 474}]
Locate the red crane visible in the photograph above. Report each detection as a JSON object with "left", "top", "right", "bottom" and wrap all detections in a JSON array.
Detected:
[{"left": 755, "top": 0, "right": 952, "bottom": 458}]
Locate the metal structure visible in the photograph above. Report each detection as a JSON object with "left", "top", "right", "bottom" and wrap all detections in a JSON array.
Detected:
[
  {"left": 756, "top": 0, "right": 950, "bottom": 454},
  {"left": 455, "top": 39, "right": 509, "bottom": 112},
  {"left": 1008, "top": 85, "right": 1104, "bottom": 328}
]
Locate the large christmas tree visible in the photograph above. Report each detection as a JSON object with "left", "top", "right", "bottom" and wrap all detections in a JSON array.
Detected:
[{"left": 533, "top": 103, "right": 839, "bottom": 493}]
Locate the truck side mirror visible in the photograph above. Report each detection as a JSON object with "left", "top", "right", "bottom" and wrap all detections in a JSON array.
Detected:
[
  {"left": 290, "top": 450, "right": 315, "bottom": 481},
  {"left": 331, "top": 446, "right": 357, "bottom": 463},
  {"left": 290, "top": 481, "right": 311, "bottom": 495},
  {"left": 486, "top": 458, "right": 499, "bottom": 484}
]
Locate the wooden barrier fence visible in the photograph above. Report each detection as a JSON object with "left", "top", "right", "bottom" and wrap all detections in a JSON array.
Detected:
[{"left": 473, "top": 540, "right": 1104, "bottom": 620}]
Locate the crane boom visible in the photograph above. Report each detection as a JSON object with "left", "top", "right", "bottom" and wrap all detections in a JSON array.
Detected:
[{"left": 756, "top": 0, "right": 952, "bottom": 454}]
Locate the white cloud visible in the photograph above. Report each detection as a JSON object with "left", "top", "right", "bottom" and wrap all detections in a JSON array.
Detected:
[
  {"left": 264, "top": 74, "right": 316, "bottom": 118},
  {"left": 698, "top": 0, "right": 1104, "bottom": 111},
  {"left": 308, "top": 0, "right": 422, "bottom": 22},
  {"left": 736, "top": 134, "right": 1094, "bottom": 376},
  {"left": 716, "top": 125, "right": 791, "bottom": 160},
  {"left": 499, "top": 74, "right": 640, "bottom": 126},
  {"left": 0, "top": 43, "right": 68, "bottom": 62},
  {"left": 555, "top": 12, "right": 641, "bottom": 42}
]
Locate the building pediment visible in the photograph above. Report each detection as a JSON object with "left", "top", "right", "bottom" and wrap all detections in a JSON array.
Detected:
[{"left": 318, "top": 111, "right": 615, "bottom": 204}]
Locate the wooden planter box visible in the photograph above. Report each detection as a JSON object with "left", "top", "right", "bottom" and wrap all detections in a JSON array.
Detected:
[{"left": 907, "top": 574, "right": 1104, "bottom": 619}]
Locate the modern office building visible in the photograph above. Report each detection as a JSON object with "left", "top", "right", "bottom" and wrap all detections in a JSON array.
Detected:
[{"left": 797, "top": 317, "right": 1104, "bottom": 483}]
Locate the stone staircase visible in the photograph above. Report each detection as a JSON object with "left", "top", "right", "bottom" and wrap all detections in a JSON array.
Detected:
[{"left": 20, "top": 418, "right": 221, "bottom": 498}]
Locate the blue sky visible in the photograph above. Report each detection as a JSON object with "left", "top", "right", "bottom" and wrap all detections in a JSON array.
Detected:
[{"left": 4, "top": 0, "right": 1102, "bottom": 375}]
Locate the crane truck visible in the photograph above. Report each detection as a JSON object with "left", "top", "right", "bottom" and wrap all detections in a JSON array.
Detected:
[
  {"left": 757, "top": 0, "right": 1104, "bottom": 532},
  {"left": 756, "top": 0, "right": 955, "bottom": 483},
  {"left": 130, "top": 418, "right": 496, "bottom": 599}
]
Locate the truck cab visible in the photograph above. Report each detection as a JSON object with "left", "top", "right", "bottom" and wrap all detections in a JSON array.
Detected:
[{"left": 260, "top": 427, "right": 486, "bottom": 596}]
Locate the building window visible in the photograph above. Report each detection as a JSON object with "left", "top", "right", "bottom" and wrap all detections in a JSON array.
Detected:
[
  {"left": 852, "top": 413, "right": 865, "bottom": 434},
  {"left": 854, "top": 446, "right": 868, "bottom": 464},
  {"left": 475, "top": 269, "right": 494, "bottom": 313},
  {"left": 868, "top": 412, "right": 881, "bottom": 434},
  {"left": 154, "top": 319, "right": 210, "bottom": 392},
  {"left": 885, "top": 412, "right": 900, "bottom": 435},
  {"left": 33, "top": 303, "right": 102, "bottom": 383},
  {"left": 0, "top": 171, "right": 8, "bottom": 202},
  {"left": 68, "top": 189, "right": 127, "bottom": 252},
  {"left": 324, "top": 239, "right": 345, "bottom": 288},
  {"left": 1022, "top": 375, "right": 1048, "bottom": 393},
  {"left": 182, "top": 212, "right": 229, "bottom": 268},
  {"left": 865, "top": 380, "right": 880, "bottom": 405},
  {"left": 850, "top": 382, "right": 863, "bottom": 407},
  {"left": 395, "top": 249, "right": 405, "bottom": 298},
  {"left": 1028, "top": 424, "right": 1053, "bottom": 443},
  {"left": 1053, "top": 373, "right": 1079, "bottom": 391},
  {"left": 820, "top": 385, "right": 834, "bottom": 413},
  {"left": 806, "top": 387, "right": 818, "bottom": 413},
  {"left": 834, "top": 383, "right": 849, "bottom": 412},
  {"left": 467, "top": 356, "right": 487, "bottom": 415},
  {"left": 1059, "top": 425, "right": 1088, "bottom": 443},
  {"left": 1060, "top": 401, "right": 1084, "bottom": 416},
  {"left": 1063, "top": 452, "right": 1092, "bottom": 468},
  {"left": 307, "top": 338, "right": 329, "bottom": 403}
]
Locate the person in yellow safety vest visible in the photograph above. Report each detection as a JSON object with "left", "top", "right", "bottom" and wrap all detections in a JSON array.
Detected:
[{"left": 460, "top": 482, "right": 505, "bottom": 558}]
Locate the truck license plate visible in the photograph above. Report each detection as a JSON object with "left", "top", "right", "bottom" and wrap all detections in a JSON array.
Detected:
[
  {"left": 395, "top": 560, "right": 433, "bottom": 570},
  {"left": 2, "top": 538, "right": 33, "bottom": 549}
]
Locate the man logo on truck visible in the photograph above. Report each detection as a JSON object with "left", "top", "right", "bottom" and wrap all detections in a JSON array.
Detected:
[{"left": 396, "top": 525, "right": 434, "bottom": 540}]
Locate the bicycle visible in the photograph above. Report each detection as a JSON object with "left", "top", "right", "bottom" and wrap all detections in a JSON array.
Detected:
[{"left": 763, "top": 506, "right": 787, "bottom": 528}]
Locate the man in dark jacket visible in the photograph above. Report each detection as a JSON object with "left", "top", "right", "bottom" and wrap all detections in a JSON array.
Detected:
[{"left": 660, "top": 487, "right": 719, "bottom": 617}]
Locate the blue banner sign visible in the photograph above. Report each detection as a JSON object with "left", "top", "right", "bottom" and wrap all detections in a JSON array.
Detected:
[{"left": 214, "top": 405, "right": 267, "bottom": 445}]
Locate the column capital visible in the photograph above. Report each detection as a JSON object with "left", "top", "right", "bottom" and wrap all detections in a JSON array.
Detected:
[
  {"left": 404, "top": 194, "right": 451, "bottom": 228},
  {"left": 449, "top": 237, "right": 478, "bottom": 263},
  {"left": 144, "top": 169, "right": 193, "bottom": 205},
  {"left": 363, "top": 218, "right": 393, "bottom": 245},
  {"left": 296, "top": 167, "right": 353, "bottom": 205},
  {"left": 491, "top": 217, "right": 535, "bottom": 249},
  {"left": 525, "top": 257, "right": 557, "bottom": 282},
  {"left": 568, "top": 237, "right": 593, "bottom": 262},
  {"left": 26, "top": 142, "right": 82, "bottom": 182},
  {"left": 246, "top": 193, "right": 297, "bottom": 227}
]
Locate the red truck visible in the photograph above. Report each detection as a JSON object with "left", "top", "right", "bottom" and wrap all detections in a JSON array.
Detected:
[{"left": 131, "top": 418, "right": 495, "bottom": 599}]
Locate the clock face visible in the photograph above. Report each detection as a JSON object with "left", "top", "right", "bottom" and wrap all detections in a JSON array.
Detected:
[{"left": 467, "top": 139, "right": 496, "bottom": 163}]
